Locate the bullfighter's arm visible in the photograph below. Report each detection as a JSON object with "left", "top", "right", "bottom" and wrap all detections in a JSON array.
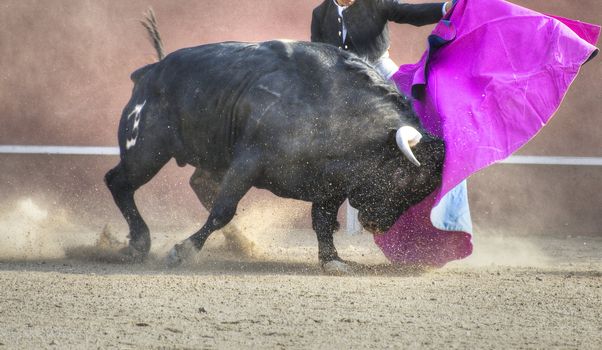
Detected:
[{"left": 380, "top": 0, "right": 446, "bottom": 26}]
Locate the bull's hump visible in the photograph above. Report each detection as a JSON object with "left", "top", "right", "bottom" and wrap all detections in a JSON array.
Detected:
[{"left": 260, "top": 40, "right": 296, "bottom": 61}]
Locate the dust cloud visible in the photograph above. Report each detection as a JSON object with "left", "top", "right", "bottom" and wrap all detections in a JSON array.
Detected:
[
  {"left": 0, "top": 193, "right": 312, "bottom": 264},
  {"left": 461, "top": 231, "right": 550, "bottom": 268},
  {"left": 0, "top": 197, "right": 95, "bottom": 260},
  {"left": 0, "top": 196, "right": 553, "bottom": 269}
]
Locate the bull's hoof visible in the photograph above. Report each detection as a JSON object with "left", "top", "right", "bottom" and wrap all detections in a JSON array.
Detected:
[
  {"left": 321, "top": 260, "right": 354, "bottom": 276},
  {"left": 118, "top": 245, "right": 148, "bottom": 263},
  {"left": 166, "top": 240, "right": 199, "bottom": 268}
]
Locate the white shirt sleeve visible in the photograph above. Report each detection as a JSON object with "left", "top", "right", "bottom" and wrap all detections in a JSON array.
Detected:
[{"left": 442, "top": 2, "right": 448, "bottom": 16}]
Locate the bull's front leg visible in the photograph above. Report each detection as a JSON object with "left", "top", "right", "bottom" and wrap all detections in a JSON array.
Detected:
[
  {"left": 166, "top": 157, "right": 260, "bottom": 267},
  {"left": 312, "top": 200, "right": 353, "bottom": 275},
  {"left": 189, "top": 168, "right": 255, "bottom": 256}
]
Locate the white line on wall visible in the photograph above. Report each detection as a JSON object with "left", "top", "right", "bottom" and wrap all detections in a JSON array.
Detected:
[
  {"left": 1, "top": 145, "right": 602, "bottom": 166},
  {"left": 0, "top": 145, "right": 120, "bottom": 155},
  {"left": 499, "top": 156, "right": 602, "bottom": 166}
]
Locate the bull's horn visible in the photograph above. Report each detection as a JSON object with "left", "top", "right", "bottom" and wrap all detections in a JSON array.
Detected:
[{"left": 395, "top": 126, "right": 422, "bottom": 167}]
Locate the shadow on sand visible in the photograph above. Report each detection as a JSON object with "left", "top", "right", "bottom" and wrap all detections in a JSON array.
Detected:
[{"left": 0, "top": 242, "right": 431, "bottom": 277}]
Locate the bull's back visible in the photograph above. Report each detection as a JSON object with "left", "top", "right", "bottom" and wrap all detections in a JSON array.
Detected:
[
  {"left": 140, "top": 41, "right": 343, "bottom": 166},
  {"left": 129, "top": 40, "right": 402, "bottom": 172}
]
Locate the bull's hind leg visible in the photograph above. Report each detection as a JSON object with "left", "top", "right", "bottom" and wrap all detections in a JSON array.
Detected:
[
  {"left": 105, "top": 163, "right": 150, "bottom": 260},
  {"left": 105, "top": 99, "right": 172, "bottom": 261},
  {"left": 189, "top": 168, "right": 255, "bottom": 255},
  {"left": 105, "top": 154, "right": 169, "bottom": 261}
]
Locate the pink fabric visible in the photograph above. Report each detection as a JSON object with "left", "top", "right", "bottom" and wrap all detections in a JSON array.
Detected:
[{"left": 374, "top": 0, "right": 600, "bottom": 267}]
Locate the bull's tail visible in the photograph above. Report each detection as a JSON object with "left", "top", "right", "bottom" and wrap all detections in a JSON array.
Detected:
[{"left": 141, "top": 7, "right": 165, "bottom": 61}]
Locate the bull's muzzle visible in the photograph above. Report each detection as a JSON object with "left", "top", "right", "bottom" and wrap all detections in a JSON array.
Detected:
[{"left": 396, "top": 126, "right": 422, "bottom": 166}]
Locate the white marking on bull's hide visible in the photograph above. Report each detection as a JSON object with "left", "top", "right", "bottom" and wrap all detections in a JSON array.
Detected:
[
  {"left": 257, "top": 85, "right": 282, "bottom": 98},
  {"left": 252, "top": 85, "right": 280, "bottom": 123},
  {"left": 125, "top": 101, "right": 147, "bottom": 150},
  {"left": 125, "top": 139, "right": 136, "bottom": 150}
]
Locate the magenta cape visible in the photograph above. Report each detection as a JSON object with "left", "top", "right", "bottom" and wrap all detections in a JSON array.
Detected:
[{"left": 374, "top": 0, "right": 600, "bottom": 267}]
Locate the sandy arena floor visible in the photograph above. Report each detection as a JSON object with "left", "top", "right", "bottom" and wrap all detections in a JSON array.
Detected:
[{"left": 0, "top": 216, "right": 600, "bottom": 350}]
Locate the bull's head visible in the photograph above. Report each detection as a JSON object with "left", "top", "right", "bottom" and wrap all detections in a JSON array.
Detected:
[{"left": 349, "top": 126, "right": 445, "bottom": 234}]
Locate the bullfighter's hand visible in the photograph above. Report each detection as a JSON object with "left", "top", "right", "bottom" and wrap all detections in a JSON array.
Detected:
[{"left": 444, "top": 1, "right": 453, "bottom": 13}]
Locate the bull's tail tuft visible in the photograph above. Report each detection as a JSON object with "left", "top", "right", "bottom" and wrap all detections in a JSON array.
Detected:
[{"left": 141, "top": 7, "right": 165, "bottom": 61}]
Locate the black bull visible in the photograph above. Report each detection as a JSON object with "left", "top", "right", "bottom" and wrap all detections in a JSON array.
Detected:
[{"left": 105, "top": 39, "right": 445, "bottom": 270}]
